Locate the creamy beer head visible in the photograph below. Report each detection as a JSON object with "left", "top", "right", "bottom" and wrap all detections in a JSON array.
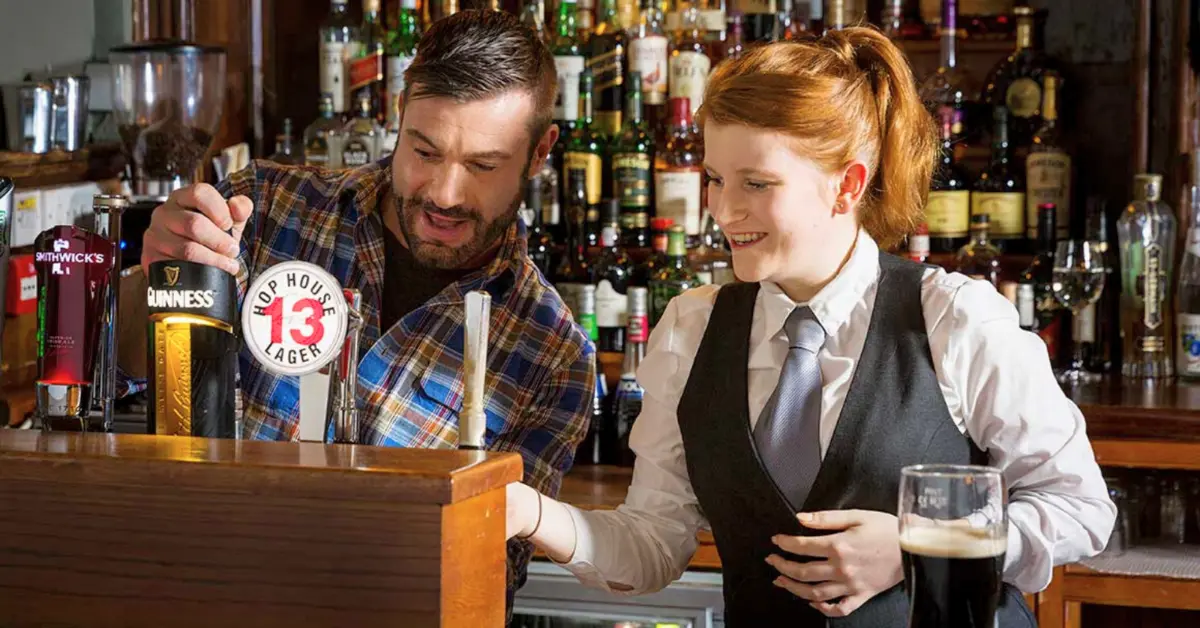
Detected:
[{"left": 900, "top": 525, "right": 1007, "bottom": 560}]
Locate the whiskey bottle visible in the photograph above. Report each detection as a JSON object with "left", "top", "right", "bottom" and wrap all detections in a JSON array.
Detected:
[
  {"left": 981, "top": 6, "right": 1055, "bottom": 149},
  {"left": 917, "top": 0, "right": 970, "bottom": 144},
  {"left": 587, "top": 0, "right": 627, "bottom": 138},
  {"left": 319, "top": 0, "right": 358, "bottom": 115},
  {"left": 555, "top": 168, "right": 592, "bottom": 319},
  {"left": 611, "top": 73, "right": 654, "bottom": 243},
  {"left": 972, "top": 106, "right": 1026, "bottom": 252},
  {"left": 385, "top": 0, "right": 421, "bottom": 134},
  {"left": 628, "top": 0, "right": 669, "bottom": 132},
  {"left": 953, "top": 213, "right": 1001, "bottom": 287},
  {"left": 927, "top": 104, "right": 971, "bottom": 253},
  {"left": 341, "top": 92, "right": 381, "bottom": 168},
  {"left": 649, "top": 225, "right": 700, "bottom": 325},
  {"left": 592, "top": 200, "right": 633, "bottom": 353},
  {"left": 656, "top": 97, "right": 703, "bottom": 241},
  {"left": 1026, "top": 72, "right": 1071, "bottom": 240},
  {"left": 1117, "top": 174, "right": 1176, "bottom": 379},
  {"left": 669, "top": 7, "right": 711, "bottom": 120},
  {"left": 304, "top": 93, "right": 345, "bottom": 168},
  {"left": 1176, "top": 185, "right": 1200, "bottom": 380},
  {"left": 563, "top": 70, "right": 605, "bottom": 247},
  {"left": 349, "top": 0, "right": 386, "bottom": 125}
]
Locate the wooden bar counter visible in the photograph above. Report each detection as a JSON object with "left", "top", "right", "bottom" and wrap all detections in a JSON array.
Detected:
[{"left": 0, "top": 431, "right": 522, "bottom": 628}]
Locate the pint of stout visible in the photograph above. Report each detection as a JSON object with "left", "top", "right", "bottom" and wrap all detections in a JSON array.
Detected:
[
  {"left": 900, "top": 525, "right": 1005, "bottom": 628},
  {"left": 146, "top": 260, "right": 238, "bottom": 438},
  {"left": 899, "top": 465, "right": 1007, "bottom": 628}
]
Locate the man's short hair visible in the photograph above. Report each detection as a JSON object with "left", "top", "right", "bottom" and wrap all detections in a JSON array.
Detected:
[{"left": 403, "top": 10, "right": 558, "bottom": 147}]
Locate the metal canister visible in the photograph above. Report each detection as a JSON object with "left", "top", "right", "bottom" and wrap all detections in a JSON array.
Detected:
[
  {"left": 18, "top": 82, "right": 53, "bottom": 154},
  {"left": 50, "top": 75, "right": 90, "bottom": 152}
]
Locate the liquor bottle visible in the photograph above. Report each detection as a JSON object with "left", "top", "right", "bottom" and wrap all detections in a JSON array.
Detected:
[
  {"left": 587, "top": 0, "right": 627, "bottom": 138},
  {"left": 385, "top": 0, "right": 421, "bottom": 135},
  {"left": 304, "top": 93, "right": 345, "bottom": 168},
  {"left": 907, "top": 222, "right": 930, "bottom": 263},
  {"left": 563, "top": 70, "right": 605, "bottom": 246},
  {"left": 656, "top": 97, "right": 703, "bottom": 241},
  {"left": 521, "top": 0, "right": 553, "bottom": 42},
  {"left": 882, "top": 0, "right": 928, "bottom": 39},
  {"left": 575, "top": 352, "right": 605, "bottom": 465},
  {"left": 538, "top": 153, "right": 563, "bottom": 243},
  {"left": 1026, "top": 72, "right": 1071, "bottom": 241},
  {"left": 917, "top": 0, "right": 970, "bottom": 143},
  {"left": 634, "top": 216, "right": 673, "bottom": 286},
  {"left": 612, "top": 73, "right": 654, "bottom": 244},
  {"left": 1176, "top": 185, "right": 1200, "bottom": 380},
  {"left": 770, "top": 0, "right": 799, "bottom": 41},
  {"left": 575, "top": 0, "right": 596, "bottom": 36},
  {"left": 593, "top": 199, "right": 634, "bottom": 353},
  {"left": 429, "top": 0, "right": 460, "bottom": 24},
  {"left": 629, "top": 0, "right": 669, "bottom": 133},
  {"left": 555, "top": 168, "right": 593, "bottom": 319},
  {"left": 268, "top": 118, "right": 302, "bottom": 165},
  {"left": 700, "top": 212, "right": 734, "bottom": 284},
  {"left": 669, "top": 7, "right": 711, "bottom": 120},
  {"left": 953, "top": 213, "right": 1001, "bottom": 286},
  {"left": 972, "top": 106, "right": 1025, "bottom": 252},
  {"left": 341, "top": 92, "right": 382, "bottom": 168},
  {"left": 702, "top": 0, "right": 729, "bottom": 43},
  {"left": 827, "top": 0, "right": 867, "bottom": 29},
  {"left": 742, "top": 0, "right": 777, "bottom": 43},
  {"left": 1017, "top": 204, "right": 1063, "bottom": 361},
  {"left": 722, "top": 11, "right": 746, "bottom": 61},
  {"left": 320, "top": 0, "right": 358, "bottom": 115},
  {"left": 1117, "top": 174, "right": 1176, "bottom": 379},
  {"left": 610, "top": 286, "right": 647, "bottom": 466},
  {"left": 524, "top": 175, "right": 555, "bottom": 277},
  {"left": 350, "top": 0, "right": 386, "bottom": 126},
  {"left": 805, "top": 0, "right": 824, "bottom": 33},
  {"left": 1083, "top": 197, "right": 1116, "bottom": 373},
  {"left": 981, "top": 6, "right": 1055, "bottom": 150},
  {"left": 927, "top": 105, "right": 971, "bottom": 253},
  {"left": 551, "top": 1, "right": 582, "bottom": 243},
  {"left": 617, "top": 0, "right": 640, "bottom": 29},
  {"left": 579, "top": 284, "right": 599, "bottom": 342},
  {"left": 649, "top": 225, "right": 700, "bottom": 325}
]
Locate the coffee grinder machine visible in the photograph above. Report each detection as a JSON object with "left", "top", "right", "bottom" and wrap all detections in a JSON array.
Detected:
[{"left": 109, "top": 41, "right": 227, "bottom": 268}]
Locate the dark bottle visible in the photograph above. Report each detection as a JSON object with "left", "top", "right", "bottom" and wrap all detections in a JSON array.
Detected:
[
  {"left": 917, "top": 0, "right": 970, "bottom": 145},
  {"left": 552, "top": 0, "right": 584, "bottom": 240},
  {"left": 648, "top": 225, "right": 700, "bottom": 326},
  {"left": 722, "top": 11, "right": 746, "bottom": 61},
  {"left": 349, "top": 0, "right": 387, "bottom": 125},
  {"left": 586, "top": 0, "right": 626, "bottom": 138},
  {"left": 524, "top": 176, "right": 554, "bottom": 278},
  {"left": 743, "top": 0, "right": 777, "bottom": 43},
  {"left": 592, "top": 199, "right": 633, "bottom": 353},
  {"left": 611, "top": 72, "right": 654, "bottom": 248},
  {"left": 633, "top": 217, "right": 673, "bottom": 286},
  {"left": 1083, "top": 198, "right": 1117, "bottom": 373},
  {"left": 980, "top": 5, "right": 1056, "bottom": 150},
  {"left": 563, "top": 70, "right": 605, "bottom": 248},
  {"left": 1016, "top": 204, "right": 1063, "bottom": 364},
  {"left": 609, "top": 286, "right": 647, "bottom": 467},
  {"left": 971, "top": 106, "right": 1026, "bottom": 253},
  {"left": 575, "top": 352, "right": 607, "bottom": 466},
  {"left": 927, "top": 105, "right": 971, "bottom": 253},
  {"left": 554, "top": 168, "right": 593, "bottom": 322}
]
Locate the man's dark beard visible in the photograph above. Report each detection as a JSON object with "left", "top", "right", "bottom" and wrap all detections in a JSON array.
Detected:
[{"left": 395, "top": 177, "right": 527, "bottom": 270}]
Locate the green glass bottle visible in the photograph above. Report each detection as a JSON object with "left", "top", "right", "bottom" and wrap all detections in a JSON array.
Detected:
[
  {"left": 649, "top": 225, "right": 700, "bottom": 326},
  {"left": 385, "top": 0, "right": 421, "bottom": 132},
  {"left": 587, "top": 0, "right": 626, "bottom": 138},
  {"left": 563, "top": 70, "right": 605, "bottom": 247},
  {"left": 611, "top": 72, "right": 654, "bottom": 249}
]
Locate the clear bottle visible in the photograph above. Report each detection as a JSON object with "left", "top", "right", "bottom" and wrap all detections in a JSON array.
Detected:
[
  {"left": 341, "top": 92, "right": 382, "bottom": 168},
  {"left": 319, "top": 0, "right": 358, "bottom": 115},
  {"left": 1175, "top": 185, "right": 1200, "bottom": 380},
  {"left": 268, "top": 118, "right": 302, "bottom": 165},
  {"left": 304, "top": 93, "right": 344, "bottom": 168},
  {"left": 629, "top": 0, "right": 669, "bottom": 132},
  {"left": 1118, "top": 174, "right": 1176, "bottom": 379},
  {"left": 669, "top": 7, "right": 711, "bottom": 121},
  {"left": 954, "top": 213, "right": 1002, "bottom": 287},
  {"left": 610, "top": 286, "right": 647, "bottom": 467},
  {"left": 385, "top": 0, "right": 421, "bottom": 134},
  {"left": 649, "top": 225, "right": 700, "bottom": 325}
]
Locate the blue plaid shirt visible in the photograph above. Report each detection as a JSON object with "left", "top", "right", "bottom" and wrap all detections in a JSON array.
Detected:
[{"left": 128, "top": 158, "right": 594, "bottom": 614}]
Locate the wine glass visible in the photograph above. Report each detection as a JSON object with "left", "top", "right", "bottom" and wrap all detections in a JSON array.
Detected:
[
  {"left": 1051, "top": 240, "right": 1107, "bottom": 383},
  {"left": 899, "top": 465, "right": 1007, "bottom": 628}
]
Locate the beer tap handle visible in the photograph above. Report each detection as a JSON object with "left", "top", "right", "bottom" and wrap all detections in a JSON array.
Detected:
[
  {"left": 460, "top": 290, "right": 490, "bottom": 451},
  {"left": 92, "top": 195, "right": 128, "bottom": 432},
  {"left": 328, "top": 289, "right": 364, "bottom": 444}
]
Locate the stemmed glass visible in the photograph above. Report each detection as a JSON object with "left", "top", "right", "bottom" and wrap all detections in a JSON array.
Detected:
[{"left": 1051, "top": 240, "right": 1108, "bottom": 383}]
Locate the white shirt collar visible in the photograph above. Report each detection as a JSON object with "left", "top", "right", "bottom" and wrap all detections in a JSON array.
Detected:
[{"left": 756, "top": 229, "right": 881, "bottom": 352}]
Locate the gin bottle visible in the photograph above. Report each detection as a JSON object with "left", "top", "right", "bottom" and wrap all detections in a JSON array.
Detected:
[
  {"left": 1176, "top": 185, "right": 1200, "bottom": 379},
  {"left": 1118, "top": 174, "right": 1176, "bottom": 378}
]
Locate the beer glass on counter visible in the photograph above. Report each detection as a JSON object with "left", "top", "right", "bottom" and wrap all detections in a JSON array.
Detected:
[{"left": 899, "top": 464, "right": 1006, "bottom": 628}]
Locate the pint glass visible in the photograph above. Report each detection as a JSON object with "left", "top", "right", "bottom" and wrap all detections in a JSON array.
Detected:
[{"left": 899, "top": 464, "right": 1006, "bottom": 628}]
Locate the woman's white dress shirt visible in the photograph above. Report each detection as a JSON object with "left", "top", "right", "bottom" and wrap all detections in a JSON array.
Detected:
[{"left": 557, "top": 229, "right": 1116, "bottom": 597}]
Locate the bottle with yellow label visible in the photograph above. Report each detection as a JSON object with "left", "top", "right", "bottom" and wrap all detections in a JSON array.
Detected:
[
  {"left": 972, "top": 106, "right": 1026, "bottom": 253},
  {"left": 980, "top": 5, "right": 1057, "bottom": 149},
  {"left": 563, "top": 70, "right": 606, "bottom": 247},
  {"left": 928, "top": 105, "right": 971, "bottom": 253},
  {"left": 1026, "top": 72, "right": 1071, "bottom": 240}
]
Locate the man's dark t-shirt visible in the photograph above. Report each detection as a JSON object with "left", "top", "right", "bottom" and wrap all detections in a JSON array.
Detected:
[{"left": 380, "top": 225, "right": 472, "bottom": 332}]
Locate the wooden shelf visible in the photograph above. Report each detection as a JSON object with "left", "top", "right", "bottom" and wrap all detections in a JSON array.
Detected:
[{"left": 0, "top": 144, "right": 125, "bottom": 189}]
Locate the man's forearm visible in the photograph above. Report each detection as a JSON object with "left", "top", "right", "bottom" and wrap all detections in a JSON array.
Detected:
[{"left": 117, "top": 266, "right": 148, "bottom": 379}]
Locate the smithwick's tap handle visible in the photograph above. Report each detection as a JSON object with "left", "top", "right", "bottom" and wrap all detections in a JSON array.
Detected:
[
  {"left": 327, "top": 289, "right": 365, "bottom": 445},
  {"left": 460, "top": 290, "right": 491, "bottom": 451}
]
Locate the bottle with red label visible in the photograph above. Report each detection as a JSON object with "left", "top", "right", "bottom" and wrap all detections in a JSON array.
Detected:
[
  {"left": 609, "top": 286, "right": 647, "bottom": 466},
  {"left": 908, "top": 222, "right": 930, "bottom": 263}
]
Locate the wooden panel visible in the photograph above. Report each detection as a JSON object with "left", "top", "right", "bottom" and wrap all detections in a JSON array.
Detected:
[
  {"left": 1069, "top": 380, "right": 1200, "bottom": 442},
  {"left": 441, "top": 489, "right": 508, "bottom": 627},
  {"left": 1039, "top": 567, "right": 1067, "bottom": 628},
  {"left": 1063, "top": 566, "right": 1200, "bottom": 610},
  {"left": 1080, "top": 604, "right": 1200, "bottom": 628},
  {"left": 193, "top": 0, "right": 253, "bottom": 180},
  {"left": 1092, "top": 439, "right": 1200, "bottom": 470},
  {"left": 0, "top": 431, "right": 523, "bottom": 505}
]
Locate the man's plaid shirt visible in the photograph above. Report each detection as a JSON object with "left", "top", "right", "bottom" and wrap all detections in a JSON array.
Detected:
[{"left": 129, "top": 157, "right": 595, "bottom": 611}]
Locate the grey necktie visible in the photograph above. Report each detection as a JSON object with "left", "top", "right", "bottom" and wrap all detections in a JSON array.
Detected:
[{"left": 754, "top": 306, "right": 826, "bottom": 512}]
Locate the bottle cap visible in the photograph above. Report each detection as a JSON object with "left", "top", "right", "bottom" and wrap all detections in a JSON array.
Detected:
[
  {"left": 628, "top": 287, "right": 648, "bottom": 316},
  {"left": 669, "top": 97, "right": 691, "bottom": 124},
  {"left": 579, "top": 284, "right": 596, "bottom": 313},
  {"left": 971, "top": 213, "right": 990, "bottom": 227},
  {"left": 651, "top": 217, "right": 675, "bottom": 231}
]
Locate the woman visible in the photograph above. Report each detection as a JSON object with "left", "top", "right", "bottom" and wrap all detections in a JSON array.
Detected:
[{"left": 507, "top": 27, "right": 1115, "bottom": 626}]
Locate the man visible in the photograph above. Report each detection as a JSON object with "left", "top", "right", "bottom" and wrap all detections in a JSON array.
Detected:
[{"left": 116, "top": 10, "right": 594, "bottom": 617}]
